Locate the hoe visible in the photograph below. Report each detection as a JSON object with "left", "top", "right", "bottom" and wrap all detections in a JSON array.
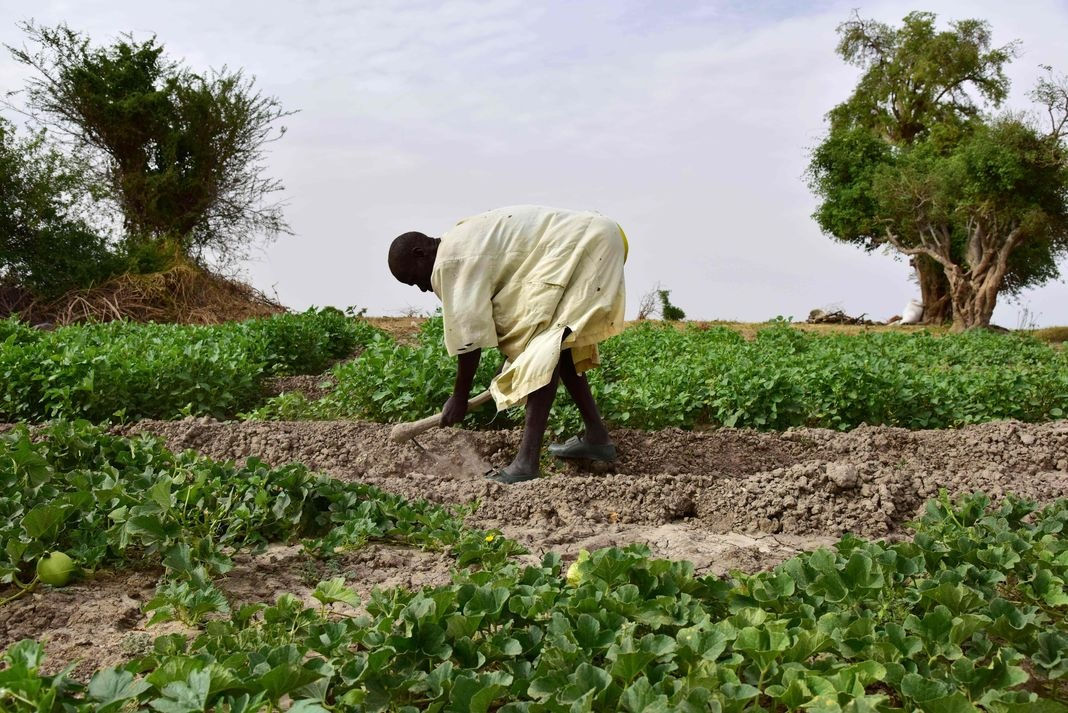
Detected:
[{"left": 389, "top": 389, "right": 494, "bottom": 446}]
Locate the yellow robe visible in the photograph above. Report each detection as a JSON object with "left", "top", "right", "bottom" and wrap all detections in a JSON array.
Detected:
[{"left": 431, "top": 205, "right": 627, "bottom": 409}]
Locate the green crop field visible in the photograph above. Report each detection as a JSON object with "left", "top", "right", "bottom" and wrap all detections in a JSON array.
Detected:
[
  {"left": 250, "top": 317, "right": 1068, "bottom": 433},
  {"left": 4, "top": 313, "right": 1065, "bottom": 432},
  {"left": 4, "top": 4, "right": 1068, "bottom": 709},
  {"left": 1, "top": 314, "right": 1067, "bottom": 712}
]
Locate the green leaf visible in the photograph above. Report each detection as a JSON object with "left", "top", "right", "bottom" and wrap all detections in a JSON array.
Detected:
[
  {"left": 312, "top": 577, "right": 361, "bottom": 608},
  {"left": 447, "top": 674, "right": 510, "bottom": 713},
  {"left": 919, "top": 693, "right": 981, "bottom": 713},
  {"left": 126, "top": 515, "right": 180, "bottom": 545},
  {"left": 88, "top": 668, "right": 152, "bottom": 708},
  {"left": 150, "top": 669, "right": 211, "bottom": 713},
  {"left": 2, "top": 640, "right": 44, "bottom": 672},
  {"left": 257, "top": 663, "right": 322, "bottom": 702},
  {"left": 901, "top": 673, "right": 955, "bottom": 702},
  {"left": 620, "top": 677, "right": 671, "bottom": 713},
  {"left": 575, "top": 614, "right": 615, "bottom": 650},
  {"left": 1033, "top": 630, "right": 1068, "bottom": 678},
  {"left": 720, "top": 683, "right": 759, "bottom": 701},
  {"left": 149, "top": 478, "right": 174, "bottom": 510},
  {"left": 463, "top": 586, "right": 510, "bottom": 618},
  {"left": 999, "top": 701, "right": 1068, "bottom": 713},
  {"left": 610, "top": 650, "right": 657, "bottom": 684},
  {"left": 559, "top": 664, "right": 611, "bottom": 704},
  {"left": 22, "top": 505, "right": 66, "bottom": 538}
]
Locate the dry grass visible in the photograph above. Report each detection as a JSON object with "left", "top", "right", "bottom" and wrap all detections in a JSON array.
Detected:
[
  {"left": 660, "top": 319, "right": 951, "bottom": 340},
  {"left": 6, "top": 262, "right": 285, "bottom": 325},
  {"left": 354, "top": 316, "right": 1068, "bottom": 345},
  {"left": 363, "top": 316, "right": 427, "bottom": 344},
  {"left": 1030, "top": 326, "right": 1068, "bottom": 344}
]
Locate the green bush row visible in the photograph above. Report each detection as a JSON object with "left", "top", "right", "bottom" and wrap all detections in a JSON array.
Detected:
[
  {"left": 5, "top": 490, "right": 1066, "bottom": 711},
  {"left": 250, "top": 318, "right": 1068, "bottom": 432},
  {"left": 0, "top": 309, "right": 383, "bottom": 422}
]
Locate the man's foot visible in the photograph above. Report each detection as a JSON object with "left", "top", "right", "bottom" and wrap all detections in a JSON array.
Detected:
[
  {"left": 548, "top": 435, "right": 616, "bottom": 461},
  {"left": 485, "top": 463, "right": 539, "bottom": 484}
]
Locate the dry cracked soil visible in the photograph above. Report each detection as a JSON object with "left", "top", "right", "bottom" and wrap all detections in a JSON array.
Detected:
[{"left": 6, "top": 417, "right": 1068, "bottom": 676}]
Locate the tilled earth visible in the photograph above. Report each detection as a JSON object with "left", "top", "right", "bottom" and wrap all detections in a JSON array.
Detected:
[
  {"left": 7, "top": 417, "right": 1068, "bottom": 676},
  {"left": 128, "top": 417, "right": 1068, "bottom": 542}
]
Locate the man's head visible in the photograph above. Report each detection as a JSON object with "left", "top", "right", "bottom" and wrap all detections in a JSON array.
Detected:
[{"left": 388, "top": 231, "right": 439, "bottom": 292}]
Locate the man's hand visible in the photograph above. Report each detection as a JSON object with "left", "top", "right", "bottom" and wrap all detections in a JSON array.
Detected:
[
  {"left": 440, "top": 394, "right": 469, "bottom": 427},
  {"left": 441, "top": 349, "right": 482, "bottom": 427}
]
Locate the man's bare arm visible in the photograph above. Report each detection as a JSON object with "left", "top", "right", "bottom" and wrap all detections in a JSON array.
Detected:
[{"left": 441, "top": 349, "right": 482, "bottom": 426}]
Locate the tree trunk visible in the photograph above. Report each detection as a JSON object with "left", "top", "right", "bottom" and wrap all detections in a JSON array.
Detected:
[
  {"left": 915, "top": 256, "right": 952, "bottom": 324},
  {"left": 946, "top": 270, "right": 1000, "bottom": 331}
]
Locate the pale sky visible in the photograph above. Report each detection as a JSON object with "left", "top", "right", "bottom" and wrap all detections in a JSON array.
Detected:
[{"left": 3, "top": 1, "right": 1067, "bottom": 326}]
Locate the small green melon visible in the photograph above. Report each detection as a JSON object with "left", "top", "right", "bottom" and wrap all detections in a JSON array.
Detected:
[
  {"left": 37, "top": 551, "right": 75, "bottom": 587},
  {"left": 566, "top": 549, "right": 591, "bottom": 587}
]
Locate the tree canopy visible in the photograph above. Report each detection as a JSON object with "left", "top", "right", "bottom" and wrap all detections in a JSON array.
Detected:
[
  {"left": 0, "top": 120, "right": 118, "bottom": 299},
  {"left": 830, "top": 11, "right": 1015, "bottom": 144},
  {"left": 6, "top": 22, "right": 292, "bottom": 268},
  {"left": 814, "top": 11, "right": 1023, "bottom": 324}
]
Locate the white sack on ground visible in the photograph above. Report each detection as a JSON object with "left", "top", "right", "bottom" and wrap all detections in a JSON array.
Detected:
[{"left": 901, "top": 300, "right": 924, "bottom": 324}]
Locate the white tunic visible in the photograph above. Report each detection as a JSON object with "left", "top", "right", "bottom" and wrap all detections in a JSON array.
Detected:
[{"left": 431, "top": 205, "right": 627, "bottom": 409}]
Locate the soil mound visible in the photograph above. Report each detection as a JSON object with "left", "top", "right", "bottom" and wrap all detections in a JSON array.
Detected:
[
  {"left": 128, "top": 418, "right": 1068, "bottom": 540},
  {"left": 3, "top": 263, "right": 284, "bottom": 325}
]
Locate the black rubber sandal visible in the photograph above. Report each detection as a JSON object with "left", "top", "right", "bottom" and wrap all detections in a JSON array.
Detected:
[
  {"left": 547, "top": 435, "right": 616, "bottom": 461},
  {"left": 485, "top": 465, "right": 539, "bottom": 484}
]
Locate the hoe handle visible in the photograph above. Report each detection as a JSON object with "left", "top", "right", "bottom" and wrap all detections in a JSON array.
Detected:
[{"left": 389, "top": 390, "right": 494, "bottom": 443}]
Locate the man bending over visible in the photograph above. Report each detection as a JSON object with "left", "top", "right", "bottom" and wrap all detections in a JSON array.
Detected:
[{"left": 387, "top": 205, "right": 628, "bottom": 484}]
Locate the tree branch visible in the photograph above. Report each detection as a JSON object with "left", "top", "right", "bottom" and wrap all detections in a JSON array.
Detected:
[{"left": 882, "top": 226, "right": 953, "bottom": 268}]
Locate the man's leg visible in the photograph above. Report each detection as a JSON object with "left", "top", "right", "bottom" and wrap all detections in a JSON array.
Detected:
[
  {"left": 492, "top": 364, "right": 561, "bottom": 483},
  {"left": 558, "top": 349, "right": 610, "bottom": 446}
]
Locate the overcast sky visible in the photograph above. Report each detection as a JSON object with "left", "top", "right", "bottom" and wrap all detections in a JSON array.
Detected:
[{"left": 3, "top": 0, "right": 1067, "bottom": 325}]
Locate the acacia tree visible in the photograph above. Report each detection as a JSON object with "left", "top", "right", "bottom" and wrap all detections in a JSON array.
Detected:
[
  {"left": 812, "top": 84, "right": 1068, "bottom": 329},
  {"left": 6, "top": 22, "right": 292, "bottom": 268},
  {"left": 817, "top": 11, "right": 1017, "bottom": 323}
]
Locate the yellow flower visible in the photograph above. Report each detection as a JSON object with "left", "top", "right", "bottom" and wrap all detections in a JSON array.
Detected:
[{"left": 485, "top": 534, "right": 495, "bottom": 543}]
